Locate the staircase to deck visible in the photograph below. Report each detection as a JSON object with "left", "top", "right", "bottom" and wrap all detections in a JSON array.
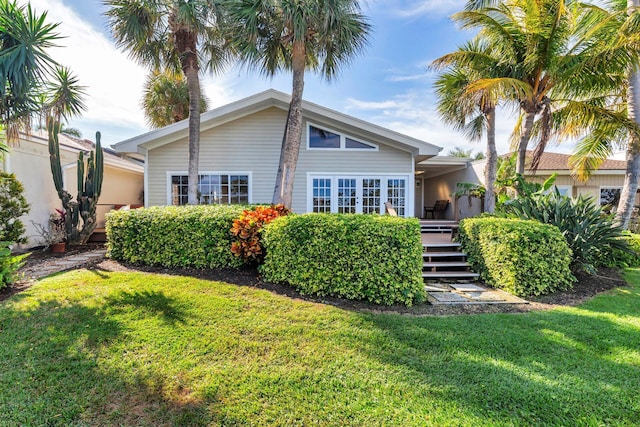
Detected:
[{"left": 420, "top": 221, "right": 478, "bottom": 281}]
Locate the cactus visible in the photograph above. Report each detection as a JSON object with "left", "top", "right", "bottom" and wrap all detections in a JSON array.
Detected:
[{"left": 47, "top": 117, "right": 104, "bottom": 245}]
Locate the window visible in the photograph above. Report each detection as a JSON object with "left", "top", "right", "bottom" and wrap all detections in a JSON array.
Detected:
[
  {"left": 170, "top": 173, "right": 249, "bottom": 205},
  {"left": 600, "top": 187, "right": 621, "bottom": 206},
  {"left": 387, "top": 178, "right": 406, "bottom": 216},
  {"left": 309, "top": 126, "right": 341, "bottom": 149},
  {"left": 308, "top": 124, "right": 377, "bottom": 150},
  {"left": 312, "top": 178, "right": 332, "bottom": 212}
]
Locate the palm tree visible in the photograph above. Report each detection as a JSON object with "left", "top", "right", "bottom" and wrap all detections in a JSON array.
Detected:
[
  {"left": 617, "top": 0, "right": 640, "bottom": 228},
  {"left": 456, "top": 0, "right": 636, "bottom": 175},
  {"left": 104, "top": 0, "right": 229, "bottom": 205},
  {"left": 227, "top": 0, "right": 371, "bottom": 207},
  {"left": 432, "top": 40, "right": 503, "bottom": 212},
  {"left": 142, "top": 68, "right": 208, "bottom": 128},
  {"left": 0, "top": 0, "right": 60, "bottom": 141},
  {"left": 447, "top": 147, "right": 486, "bottom": 160}
]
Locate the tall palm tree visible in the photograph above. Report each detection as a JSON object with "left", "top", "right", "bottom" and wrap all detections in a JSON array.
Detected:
[
  {"left": 565, "top": 0, "right": 640, "bottom": 228},
  {"left": 227, "top": 0, "right": 371, "bottom": 207},
  {"left": 618, "top": 0, "right": 640, "bottom": 228},
  {"left": 104, "top": 0, "right": 229, "bottom": 205},
  {"left": 456, "top": 0, "right": 635, "bottom": 175},
  {"left": 432, "top": 40, "right": 504, "bottom": 212},
  {"left": 0, "top": 0, "right": 60, "bottom": 141},
  {"left": 142, "top": 68, "right": 208, "bottom": 128}
]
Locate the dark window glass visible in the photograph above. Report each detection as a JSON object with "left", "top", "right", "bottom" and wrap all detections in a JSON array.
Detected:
[{"left": 309, "top": 126, "right": 340, "bottom": 148}]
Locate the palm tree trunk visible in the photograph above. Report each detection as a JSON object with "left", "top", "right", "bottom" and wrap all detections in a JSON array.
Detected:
[
  {"left": 484, "top": 107, "right": 497, "bottom": 213},
  {"left": 185, "top": 66, "right": 201, "bottom": 205},
  {"left": 616, "top": 55, "right": 640, "bottom": 227},
  {"left": 272, "top": 40, "right": 305, "bottom": 207},
  {"left": 516, "top": 110, "right": 536, "bottom": 175}
]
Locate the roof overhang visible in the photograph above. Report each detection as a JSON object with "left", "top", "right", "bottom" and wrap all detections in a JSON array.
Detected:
[
  {"left": 112, "top": 89, "right": 442, "bottom": 158},
  {"left": 416, "top": 155, "right": 471, "bottom": 178}
]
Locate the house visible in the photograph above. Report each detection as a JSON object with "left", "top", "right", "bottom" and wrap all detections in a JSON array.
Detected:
[
  {"left": 113, "top": 89, "right": 442, "bottom": 217},
  {"left": 1, "top": 131, "right": 144, "bottom": 247},
  {"left": 420, "top": 150, "right": 640, "bottom": 220}
]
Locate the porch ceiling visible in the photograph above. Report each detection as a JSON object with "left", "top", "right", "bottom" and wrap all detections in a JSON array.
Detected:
[{"left": 415, "top": 156, "right": 471, "bottom": 179}]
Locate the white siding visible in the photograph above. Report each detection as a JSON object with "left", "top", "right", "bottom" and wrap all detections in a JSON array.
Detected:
[{"left": 148, "top": 107, "right": 414, "bottom": 213}]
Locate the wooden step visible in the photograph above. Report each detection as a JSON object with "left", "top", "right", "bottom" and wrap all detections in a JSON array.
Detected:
[
  {"left": 423, "top": 251, "right": 467, "bottom": 258},
  {"left": 422, "top": 272, "right": 480, "bottom": 279},
  {"left": 423, "top": 242, "right": 461, "bottom": 249},
  {"left": 423, "top": 262, "right": 470, "bottom": 268}
]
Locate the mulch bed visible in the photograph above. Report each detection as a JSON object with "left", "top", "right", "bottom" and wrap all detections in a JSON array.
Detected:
[{"left": 1, "top": 245, "right": 629, "bottom": 316}]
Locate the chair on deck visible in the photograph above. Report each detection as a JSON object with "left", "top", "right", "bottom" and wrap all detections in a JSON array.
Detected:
[
  {"left": 424, "top": 200, "right": 449, "bottom": 219},
  {"left": 384, "top": 201, "right": 398, "bottom": 217}
]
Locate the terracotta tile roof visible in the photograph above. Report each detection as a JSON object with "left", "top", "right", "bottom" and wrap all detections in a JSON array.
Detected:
[{"left": 502, "top": 151, "right": 626, "bottom": 171}]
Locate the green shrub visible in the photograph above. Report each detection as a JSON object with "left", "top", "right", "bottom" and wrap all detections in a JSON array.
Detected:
[
  {"left": 458, "top": 217, "right": 575, "bottom": 297},
  {"left": 261, "top": 214, "right": 425, "bottom": 306},
  {"left": 106, "top": 205, "right": 249, "bottom": 268},
  {"left": 0, "top": 172, "right": 30, "bottom": 244},
  {"left": 500, "top": 192, "right": 627, "bottom": 273},
  {"left": 0, "top": 241, "right": 29, "bottom": 289},
  {"left": 608, "top": 232, "right": 640, "bottom": 268}
]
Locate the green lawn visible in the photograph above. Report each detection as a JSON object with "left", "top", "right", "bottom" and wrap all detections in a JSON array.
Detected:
[{"left": 1, "top": 269, "right": 639, "bottom": 426}]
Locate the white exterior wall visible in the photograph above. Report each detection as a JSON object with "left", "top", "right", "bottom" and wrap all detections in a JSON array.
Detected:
[
  {"left": 147, "top": 107, "right": 415, "bottom": 214},
  {"left": 1, "top": 136, "right": 143, "bottom": 247}
]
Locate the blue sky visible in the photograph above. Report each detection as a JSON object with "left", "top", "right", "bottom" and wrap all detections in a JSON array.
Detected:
[{"left": 29, "top": 0, "right": 527, "bottom": 155}]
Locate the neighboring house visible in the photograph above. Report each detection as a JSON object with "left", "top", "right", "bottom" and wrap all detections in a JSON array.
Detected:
[
  {"left": 1, "top": 131, "right": 144, "bottom": 248},
  {"left": 113, "top": 89, "right": 442, "bottom": 217},
  {"left": 420, "top": 150, "right": 640, "bottom": 220}
]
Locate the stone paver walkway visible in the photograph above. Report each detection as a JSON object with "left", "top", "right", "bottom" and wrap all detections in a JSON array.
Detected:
[
  {"left": 425, "top": 281, "right": 528, "bottom": 305},
  {"left": 19, "top": 249, "right": 107, "bottom": 282}
]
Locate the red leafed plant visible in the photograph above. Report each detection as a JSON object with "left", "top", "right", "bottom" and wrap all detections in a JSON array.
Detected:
[{"left": 230, "top": 204, "right": 290, "bottom": 263}]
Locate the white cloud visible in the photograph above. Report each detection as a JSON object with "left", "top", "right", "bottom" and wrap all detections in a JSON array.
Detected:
[
  {"left": 392, "top": 0, "right": 467, "bottom": 18},
  {"left": 345, "top": 91, "right": 523, "bottom": 155},
  {"left": 386, "top": 73, "right": 428, "bottom": 82}
]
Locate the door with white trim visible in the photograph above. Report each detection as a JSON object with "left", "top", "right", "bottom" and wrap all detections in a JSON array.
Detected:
[{"left": 310, "top": 175, "right": 409, "bottom": 216}]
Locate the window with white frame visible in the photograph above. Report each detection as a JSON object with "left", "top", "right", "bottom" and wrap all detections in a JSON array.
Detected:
[
  {"left": 312, "top": 178, "right": 332, "bottom": 212},
  {"left": 170, "top": 173, "right": 249, "bottom": 205},
  {"left": 308, "top": 124, "right": 377, "bottom": 150}
]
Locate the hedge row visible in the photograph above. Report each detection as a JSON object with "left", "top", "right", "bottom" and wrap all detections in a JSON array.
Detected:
[
  {"left": 458, "top": 217, "right": 575, "bottom": 296},
  {"left": 261, "top": 213, "right": 426, "bottom": 306},
  {"left": 106, "top": 205, "right": 248, "bottom": 268},
  {"left": 610, "top": 232, "right": 640, "bottom": 268}
]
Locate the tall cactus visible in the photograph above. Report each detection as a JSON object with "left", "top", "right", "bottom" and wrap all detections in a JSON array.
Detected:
[{"left": 47, "top": 117, "right": 104, "bottom": 245}]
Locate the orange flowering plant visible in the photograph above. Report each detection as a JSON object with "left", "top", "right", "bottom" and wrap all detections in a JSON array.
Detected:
[{"left": 230, "top": 204, "right": 290, "bottom": 263}]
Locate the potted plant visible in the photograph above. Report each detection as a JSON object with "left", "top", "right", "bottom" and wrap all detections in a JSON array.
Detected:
[{"left": 32, "top": 210, "right": 67, "bottom": 252}]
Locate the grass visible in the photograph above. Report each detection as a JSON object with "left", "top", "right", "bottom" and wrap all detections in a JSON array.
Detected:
[{"left": 1, "top": 268, "right": 639, "bottom": 426}]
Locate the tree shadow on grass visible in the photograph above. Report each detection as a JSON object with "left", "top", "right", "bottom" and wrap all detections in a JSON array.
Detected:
[
  {"left": 357, "top": 295, "right": 640, "bottom": 425},
  {"left": 0, "top": 290, "right": 238, "bottom": 426}
]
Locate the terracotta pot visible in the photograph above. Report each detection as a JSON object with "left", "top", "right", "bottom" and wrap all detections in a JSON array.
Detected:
[{"left": 50, "top": 242, "right": 66, "bottom": 253}]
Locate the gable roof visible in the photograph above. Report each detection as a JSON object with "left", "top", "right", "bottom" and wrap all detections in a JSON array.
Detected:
[
  {"left": 501, "top": 151, "right": 626, "bottom": 173},
  {"left": 112, "top": 89, "right": 441, "bottom": 159}
]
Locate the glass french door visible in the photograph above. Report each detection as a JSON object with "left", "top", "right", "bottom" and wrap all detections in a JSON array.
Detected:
[{"left": 311, "top": 175, "right": 408, "bottom": 216}]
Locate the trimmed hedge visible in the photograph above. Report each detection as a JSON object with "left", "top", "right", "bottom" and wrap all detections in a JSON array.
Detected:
[
  {"left": 458, "top": 217, "right": 575, "bottom": 297},
  {"left": 106, "top": 205, "right": 248, "bottom": 268},
  {"left": 261, "top": 213, "right": 426, "bottom": 306}
]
